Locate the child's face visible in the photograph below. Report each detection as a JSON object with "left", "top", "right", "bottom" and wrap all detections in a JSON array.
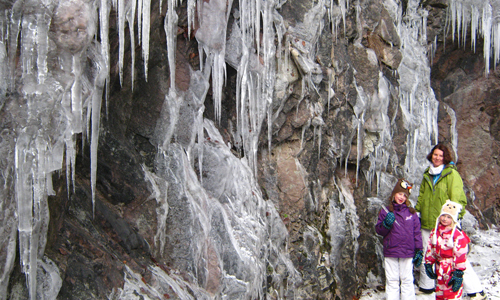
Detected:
[
  {"left": 439, "top": 214, "right": 454, "bottom": 227},
  {"left": 394, "top": 192, "right": 407, "bottom": 204}
]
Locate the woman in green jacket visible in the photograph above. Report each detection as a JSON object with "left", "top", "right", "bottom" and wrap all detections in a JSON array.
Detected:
[{"left": 415, "top": 144, "right": 486, "bottom": 299}]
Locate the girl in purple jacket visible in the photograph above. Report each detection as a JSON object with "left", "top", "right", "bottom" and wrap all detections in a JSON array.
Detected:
[{"left": 376, "top": 179, "right": 423, "bottom": 300}]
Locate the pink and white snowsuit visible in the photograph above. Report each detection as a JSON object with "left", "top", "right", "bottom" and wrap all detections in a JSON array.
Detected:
[{"left": 425, "top": 224, "right": 470, "bottom": 300}]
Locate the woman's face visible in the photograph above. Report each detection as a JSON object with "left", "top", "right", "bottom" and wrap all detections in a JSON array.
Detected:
[{"left": 431, "top": 149, "right": 444, "bottom": 167}]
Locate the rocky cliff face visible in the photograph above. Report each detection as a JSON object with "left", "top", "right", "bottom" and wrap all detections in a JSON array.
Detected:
[{"left": 1, "top": 0, "right": 499, "bottom": 299}]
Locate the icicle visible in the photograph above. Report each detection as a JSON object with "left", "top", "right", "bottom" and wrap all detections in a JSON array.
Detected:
[
  {"left": 8, "top": 0, "right": 22, "bottom": 91},
  {"left": 137, "top": 0, "right": 143, "bottom": 43},
  {"left": 482, "top": 2, "right": 492, "bottom": 75},
  {"left": 36, "top": 12, "right": 50, "bottom": 85},
  {"left": 0, "top": 17, "right": 7, "bottom": 96},
  {"left": 127, "top": 0, "right": 137, "bottom": 89},
  {"left": 187, "top": 0, "right": 196, "bottom": 38},
  {"left": 100, "top": 0, "right": 110, "bottom": 107},
  {"left": 494, "top": 23, "right": 500, "bottom": 71},
  {"left": 21, "top": 15, "right": 37, "bottom": 79},
  {"left": 71, "top": 55, "right": 83, "bottom": 133},
  {"left": 118, "top": 0, "right": 125, "bottom": 86},
  {"left": 15, "top": 132, "right": 52, "bottom": 300},
  {"left": 90, "top": 64, "right": 106, "bottom": 216},
  {"left": 65, "top": 134, "right": 77, "bottom": 194},
  {"left": 165, "top": 0, "right": 179, "bottom": 90},
  {"left": 355, "top": 113, "right": 363, "bottom": 186},
  {"left": 15, "top": 132, "right": 34, "bottom": 279},
  {"left": 443, "top": 103, "right": 458, "bottom": 163},
  {"left": 142, "top": 0, "right": 151, "bottom": 81}
]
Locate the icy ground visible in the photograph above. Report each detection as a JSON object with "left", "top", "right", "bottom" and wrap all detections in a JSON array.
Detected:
[{"left": 360, "top": 227, "right": 500, "bottom": 300}]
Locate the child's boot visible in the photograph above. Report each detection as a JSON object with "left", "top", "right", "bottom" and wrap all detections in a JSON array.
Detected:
[{"left": 467, "top": 291, "right": 487, "bottom": 300}]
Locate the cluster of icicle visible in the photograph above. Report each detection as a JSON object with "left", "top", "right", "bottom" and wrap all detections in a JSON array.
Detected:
[
  {"left": 447, "top": 0, "right": 500, "bottom": 74},
  {"left": 0, "top": 0, "right": 152, "bottom": 298}
]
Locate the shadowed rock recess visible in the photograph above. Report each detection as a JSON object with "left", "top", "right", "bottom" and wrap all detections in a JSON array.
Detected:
[{"left": 0, "top": 0, "right": 499, "bottom": 299}]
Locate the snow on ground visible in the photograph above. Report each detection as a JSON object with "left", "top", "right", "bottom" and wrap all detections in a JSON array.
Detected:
[{"left": 360, "top": 227, "right": 500, "bottom": 300}]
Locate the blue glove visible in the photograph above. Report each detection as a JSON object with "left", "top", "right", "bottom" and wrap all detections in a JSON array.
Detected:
[
  {"left": 447, "top": 270, "right": 464, "bottom": 292},
  {"left": 424, "top": 263, "right": 437, "bottom": 279},
  {"left": 383, "top": 212, "right": 395, "bottom": 229},
  {"left": 412, "top": 250, "right": 423, "bottom": 267}
]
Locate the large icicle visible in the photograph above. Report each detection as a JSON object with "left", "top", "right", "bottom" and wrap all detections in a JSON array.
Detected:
[{"left": 195, "top": 0, "right": 232, "bottom": 123}]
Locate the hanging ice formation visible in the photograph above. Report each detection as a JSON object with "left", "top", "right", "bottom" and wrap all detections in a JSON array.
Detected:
[
  {"left": 1, "top": 0, "right": 499, "bottom": 298},
  {"left": 397, "top": 0, "right": 440, "bottom": 185},
  {"left": 0, "top": 0, "right": 135, "bottom": 298},
  {"left": 447, "top": 0, "right": 500, "bottom": 75}
]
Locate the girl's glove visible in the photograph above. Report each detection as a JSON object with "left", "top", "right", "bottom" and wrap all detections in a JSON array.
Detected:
[
  {"left": 412, "top": 250, "right": 423, "bottom": 267},
  {"left": 424, "top": 263, "right": 437, "bottom": 279},
  {"left": 383, "top": 212, "right": 395, "bottom": 229},
  {"left": 447, "top": 270, "right": 464, "bottom": 292}
]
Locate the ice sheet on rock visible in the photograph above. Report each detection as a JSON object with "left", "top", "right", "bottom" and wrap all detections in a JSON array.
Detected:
[
  {"left": 142, "top": 165, "right": 170, "bottom": 257},
  {"left": 153, "top": 90, "right": 183, "bottom": 150},
  {"left": 396, "top": 0, "right": 439, "bottom": 184},
  {"left": 328, "top": 176, "right": 360, "bottom": 284},
  {"left": 110, "top": 265, "right": 199, "bottom": 300},
  {"left": 152, "top": 69, "right": 209, "bottom": 155},
  {"left": 363, "top": 74, "right": 393, "bottom": 193},
  {"left": 286, "top": 0, "right": 326, "bottom": 97},
  {"left": 146, "top": 118, "right": 299, "bottom": 297},
  {"left": 0, "top": 127, "right": 17, "bottom": 300},
  {"left": 36, "top": 257, "right": 62, "bottom": 300}
]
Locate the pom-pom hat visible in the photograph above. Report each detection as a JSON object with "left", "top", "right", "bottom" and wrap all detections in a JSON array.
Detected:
[{"left": 432, "top": 200, "right": 463, "bottom": 247}]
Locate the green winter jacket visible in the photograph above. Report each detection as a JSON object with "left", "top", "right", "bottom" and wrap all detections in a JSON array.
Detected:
[{"left": 415, "top": 163, "right": 467, "bottom": 230}]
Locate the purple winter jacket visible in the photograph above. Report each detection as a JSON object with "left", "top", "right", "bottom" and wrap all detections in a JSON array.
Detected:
[{"left": 375, "top": 202, "right": 423, "bottom": 258}]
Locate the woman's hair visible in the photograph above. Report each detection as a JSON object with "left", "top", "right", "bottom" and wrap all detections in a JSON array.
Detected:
[{"left": 426, "top": 144, "right": 453, "bottom": 165}]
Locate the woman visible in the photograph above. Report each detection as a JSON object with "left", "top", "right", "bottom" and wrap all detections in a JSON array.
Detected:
[{"left": 415, "top": 144, "right": 486, "bottom": 299}]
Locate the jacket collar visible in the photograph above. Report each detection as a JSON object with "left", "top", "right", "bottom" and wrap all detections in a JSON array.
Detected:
[
  {"left": 393, "top": 202, "right": 406, "bottom": 211},
  {"left": 424, "top": 163, "right": 456, "bottom": 180}
]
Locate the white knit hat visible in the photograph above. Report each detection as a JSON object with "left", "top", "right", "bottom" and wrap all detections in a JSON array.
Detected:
[{"left": 432, "top": 200, "right": 463, "bottom": 247}]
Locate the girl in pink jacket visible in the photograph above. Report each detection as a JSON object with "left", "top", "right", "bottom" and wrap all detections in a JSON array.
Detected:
[{"left": 424, "top": 200, "right": 470, "bottom": 300}]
